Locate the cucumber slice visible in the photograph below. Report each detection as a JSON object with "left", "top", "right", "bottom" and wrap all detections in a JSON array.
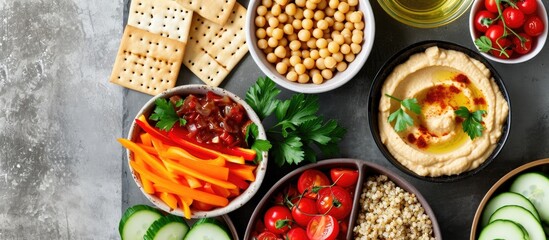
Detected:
[
  {"left": 184, "top": 218, "right": 232, "bottom": 240},
  {"left": 144, "top": 215, "right": 190, "bottom": 240},
  {"left": 510, "top": 172, "right": 549, "bottom": 224},
  {"left": 119, "top": 205, "right": 163, "bottom": 240},
  {"left": 489, "top": 205, "right": 546, "bottom": 240},
  {"left": 479, "top": 219, "right": 529, "bottom": 240},
  {"left": 481, "top": 192, "right": 541, "bottom": 227}
]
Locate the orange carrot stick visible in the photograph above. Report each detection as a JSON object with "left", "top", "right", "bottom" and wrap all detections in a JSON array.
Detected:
[
  {"left": 165, "top": 147, "right": 226, "bottom": 167},
  {"left": 135, "top": 155, "right": 155, "bottom": 194},
  {"left": 157, "top": 192, "right": 178, "bottom": 210},
  {"left": 226, "top": 162, "right": 256, "bottom": 182},
  {"left": 181, "top": 174, "right": 203, "bottom": 189},
  {"left": 130, "top": 161, "right": 228, "bottom": 207},
  {"left": 228, "top": 173, "right": 250, "bottom": 190},
  {"left": 137, "top": 144, "right": 158, "bottom": 156},
  {"left": 211, "top": 184, "right": 231, "bottom": 198},
  {"left": 179, "top": 197, "right": 192, "bottom": 219},
  {"left": 140, "top": 133, "right": 152, "bottom": 146},
  {"left": 163, "top": 154, "right": 229, "bottom": 181},
  {"left": 168, "top": 131, "right": 245, "bottom": 164},
  {"left": 162, "top": 158, "right": 237, "bottom": 189},
  {"left": 118, "top": 138, "right": 179, "bottom": 183}
]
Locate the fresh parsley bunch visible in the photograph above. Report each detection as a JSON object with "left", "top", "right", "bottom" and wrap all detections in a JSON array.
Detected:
[{"left": 245, "top": 77, "right": 346, "bottom": 166}]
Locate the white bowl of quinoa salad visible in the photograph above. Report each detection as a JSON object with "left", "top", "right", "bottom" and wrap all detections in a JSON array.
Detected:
[{"left": 243, "top": 158, "right": 442, "bottom": 239}]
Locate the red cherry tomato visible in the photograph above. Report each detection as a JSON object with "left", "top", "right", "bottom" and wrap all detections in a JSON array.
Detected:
[
  {"left": 291, "top": 198, "right": 319, "bottom": 227},
  {"left": 284, "top": 227, "right": 308, "bottom": 240},
  {"left": 512, "top": 33, "right": 533, "bottom": 55},
  {"left": 491, "top": 47, "right": 514, "bottom": 59},
  {"left": 524, "top": 16, "right": 545, "bottom": 37},
  {"left": 264, "top": 206, "right": 293, "bottom": 235},
  {"left": 338, "top": 220, "right": 349, "bottom": 240},
  {"left": 330, "top": 168, "right": 359, "bottom": 187},
  {"left": 274, "top": 185, "right": 299, "bottom": 205},
  {"left": 484, "top": 0, "right": 501, "bottom": 13},
  {"left": 503, "top": 7, "right": 526, "bottom": 28},
  {"left": 517, "top": 0, "right": 538, "bottom": 15},
  {"left": 307, "top": 215, "right": 340, "bottom": 240},
  {"left": 258, "top": 231, "right": 281, "bottom": 240},
  {"left": 297, "top": 169, "right": 331, "bottom": 199},
  {"left": 474, "top": 10, "right": 497, "bottom": 33},
  {"left": 485, "top": 25, "right": 511, "bottom": 47},
  {"left": 316, "top": 186, "right": 353, "bottom": 220}
]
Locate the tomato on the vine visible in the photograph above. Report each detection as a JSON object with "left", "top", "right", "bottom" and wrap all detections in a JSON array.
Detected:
[
  {"left": 284, "top": 227, "right": 308, "bottom": 240},
  {"left": 517, "top": 0, "right": 538, "bottom": 15},
  {"left": 258, "top": 231, "right": 281, "bottom": 240},
  {"left": 512, "top": 33, "right": 533, "bottom": 55},
  {"left": 524, "top": 16, "right": 545, "bottom": 37},
  {"left": 291, "top": 198, "right": 318, "bottom": 227},
  {"left": 503, "top": 7, "right": 526, "bottom": 29},
  {"left": 484, "top": 0, "right": 501, "bottom": 13},
  {"left": 330, "top": 168, "right": 359, "bottom": 187},
  {"left": 474, "top": 10, "right": 497, "bottom": 32},
  {"left": 264, "top": 206, "right": 293, "bottom": 235},
  {"left": 316, "top": 186, "right": 353, "bottom": 220},
  {"left": 274, "top": 185, "right": 299, "bottom": 205},
  {"left": 297, "top": 169, "right": 331, "bottom": 199},
  {"left": 307, "top": 215, "right": 340, "bottom": 240},
  {"left": 485, "top": 25, "right": 510, "bottom": 47}
]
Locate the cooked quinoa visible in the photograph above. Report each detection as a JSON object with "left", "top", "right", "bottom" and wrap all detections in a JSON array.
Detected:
[{"left": 353, "top": 175, "right": 435, "bottom": 240}]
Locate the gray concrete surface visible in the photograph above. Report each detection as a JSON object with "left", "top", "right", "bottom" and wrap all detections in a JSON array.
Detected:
[{"left": 0, "top": 0, "right": 123, "bottom": 239}]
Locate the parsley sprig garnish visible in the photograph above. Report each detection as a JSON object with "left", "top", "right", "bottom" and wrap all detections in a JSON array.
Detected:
[
  {"left": 455, "top": 106, "right": 486, "bottom": 140},
  {"left": 149, "top": 98, "right": 186, "bottom": 131},
  {"left": 245, "top": 123, "right": 272, "bottom": 163},
  {"left": 385, "top": 94, "right": 421, "bottom": 132},
  {"left": 245, "top": 77, "right": 346, "bottom": 166}
]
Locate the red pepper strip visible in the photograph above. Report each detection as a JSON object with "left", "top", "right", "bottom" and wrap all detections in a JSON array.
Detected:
[
  {"left": 167, "top": 131, "right": 245, "bottom": 164},
  {"left": 170, "top": 127, "right": 256, "bottom": 161},
  {"left": 135, "top": 119, "right": 177, "bottom": 146},
  {"left": 227, "top": 173, "right": 250, "bottom": 190}
]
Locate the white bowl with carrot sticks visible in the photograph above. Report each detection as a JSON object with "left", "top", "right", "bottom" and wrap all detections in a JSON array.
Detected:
[{"left": 119, "top": 85, "right": 268, "bottom": 219}]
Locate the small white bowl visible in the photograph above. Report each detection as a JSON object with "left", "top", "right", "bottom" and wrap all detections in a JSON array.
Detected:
[
  {"left": 469, "top": 0, "right": 548, "bottom": 64},
  {"left": 245, "top": 0, "right": 375, "bottom": 93},
  {"left": 126, "top": 85, "right": 268, "bottom": 218}
]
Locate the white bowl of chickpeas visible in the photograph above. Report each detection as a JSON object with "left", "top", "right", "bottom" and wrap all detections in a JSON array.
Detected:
[{"left": 246, "top": 0, "right": 375, "bottom": 93}]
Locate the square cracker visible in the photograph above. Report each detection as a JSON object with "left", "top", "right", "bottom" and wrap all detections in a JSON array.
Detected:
[
  {"left": 183, "top": 3, "right": 248, "bottom": 86},
  {"left": 128, "top": 0, "right": 193, "bottom": 43},
  {"left": 109, "top": 25, "right": 185, "bottom": 95},
  {"left": 174, "top": 0, "right": 236, "bottom": 26}
]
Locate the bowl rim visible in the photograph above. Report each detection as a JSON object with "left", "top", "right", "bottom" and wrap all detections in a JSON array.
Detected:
[
  {"left": 245, "top": 0, "right": 376, "bottom": 93},
  {"left": 469, "top": 158, "right": 549, "bottom": 239},
  {"left": 468, "top": 0, "right": 549, "bottom": 64},
  {"left": 377, "top": 0, "right": 474, "bottom": 28},
  {"left": 243, "top": 158, "right": 442, "bottom": 240},
  {"left": 367, "top": 40, "right": 512, "bottom": 182},
  {"left": 126, "top": 84, "right": 268, "bottom": 218}
]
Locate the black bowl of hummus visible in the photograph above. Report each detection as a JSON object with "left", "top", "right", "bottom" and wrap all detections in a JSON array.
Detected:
[{"left": 368, "top": 40, "right": 511, "bottom": 182}]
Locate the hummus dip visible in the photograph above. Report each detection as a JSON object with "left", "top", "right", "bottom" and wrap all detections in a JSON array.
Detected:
[{"left": 379, "top": 46, "right": 509, "bottom": 177}]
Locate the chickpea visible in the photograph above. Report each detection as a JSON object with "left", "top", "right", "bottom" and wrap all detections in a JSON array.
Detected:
[
  {"left": 317, "top": 20, "right": 329, "bottom": 30},
  {"left": 271, "top": 28, "right": 284, "bottom": 40},
  {"left": 265, "top": 12, "right": 274, "bottom": 20},
  {"left": 285, "top": 4, "right": 297, "bottom": 15},
  {"left": 354, "top": 21, "right": 365, "bottom": 30},
  {"left": 314, "top": 10, "right": 325, "bottom": 20},
  {"left": 284, "top": 24, "right": 294, "bottom": 35},
  {"left": 256, "top": 28, "right": 267, "bottom": 39},
  {"left": 317, "top": 0, "right": 328, "bottom": 9},
  {"left": 262, "top": 0, "right": 273, "bottom": 8},
  {"left": 336, "top": 61, "right": 347, "bottom": 72},
  {"left": 303, "top": 57, "right": 315, "bottom": 69},
  {"left": 278, "top": 13, "right": 289, "bottom": 23},
  {"left": 319, "top": 48, "right": 330, "bottom": 58},
  {"left": 340, "top": 44, "right": 351, "bottom": 54},
  {"left": 328, "top": 41, "right": 340, "bottom": 53},
  {"left": 333, "top": 34, "right": 345, "bottom": 45},
  {"left": 321, "top": 69, "right": 333, "bottom": 80},
  {"left": 288, "top": 33, "right": 298, "bottom": 41},
  {"left": 267, "top": 37, "right": 278, "bottom": 48},
  {"left": 255, "top": 16, "right": 266, "bottom": 27},
  {"left": 295, "top": 0, "right": 306, "bottom": 7},
  {"left": 315, "top": 58, "right": 326, "bottom": 69},
  {"left": 266, "top": 53, "right": 278, "bottom": 63},
  {"left": 334, "top": 11, "right": 345, "bottom": 22},
  {"left": 332, "top": 52, "right": 344, "bottom": 62},
  {"left": 325, "top": 17, "right": 335, "bottom": 26},
  {"left": 311, "top": 0, "right": 322, "bottom": 4},
  {"left": 352, "top": 34, "right": 362, "bottom": 44},
  {"left": 292, "top": 50, "right": 302, "bottom": 57},
  {"left": 310, "top": 49, "right": 320, "bottom": 60},
  {"left": 347, "top": 0, "right": 358, "bottom": 6},
  {"left": 298, "top": 74, "right": 310, "bottom": 83},
  {"left": 295, "top": 63, "right": 307, "bottom": 74},
  {"left": 257, "top": 6, "right": 268, "bottom": 16},
  {"left": 303, "top": 9, "right": 314, "bottom": 19},
  {"left": 334, "top": 22, "right": 344, "bottom": 31},
  {"left": 338, "top": 2, "right": 349, "bottom": 13},
  {"left": 350, "top": 11, "right": 362, "bottom": 23},
  {"left": 324, "top": 56, "right": 337, "bottom": 68},
  {"left": 276, "top": 62, "right": 289, "bottom": 74},
  {"left": 287, "top": 70, "right": 298, "bottom": 81},
  {"left": 295, "top": 8, "right": 304, "bottom": 19},
  {"left": 328, "top": 0, "right": 339, "bottom": 9},
  {"left": 298, "top": 29, "right": 311, "bottom": 41},
  {"left": 274, "top": 46, "right": 287, "bottom": 58},
  {"left": 302, "top": 19, "right": 314, "bottom": 30},
  {"left": 312, "top": 73, "right": 323, "bottom": 84},
  {"left": 290, "top": 55, "right": 302, "bottom": 66},
  {"left": 325, "top": 7, "right": 335, "bottom": 16},
  {"left": 345, "top": 21, "right": 355, "bottom": 31},
  {"left": 292, "top": 19, "right": 303, "bottom": 30},
  {"left": 302, "top": 50, "right": 311, "bottom": 58},
  {"left": 351, "top": 43, "right": 362, "bottom": 54},
  {"left": 306, "top": 1, "right": 317, "bottom": 10},
  {"left": 276, "top": 0, "right": 289, "bottom": 6},
  {"left": 268, "top": 17, "right": 280, "bottom": 28},
  {"left": 289, "top": 40, "right": 302, "bottom": 51},
  {"left": 315, "top": 38, "right": 327, "bottom": 48},
  {"left": 341, "top": 28, "right": 352, "bottom": 38},
  {"left": 306, "top": 38, "right": 317, "bottom": 48},
  {"left": 282, "top": 58, "right": 291, "bottom": 66},
  {"left": 313, "top": 28, "right": 324, "bottom": 38},
  {"left": 266, "top": 26, "right": 274, "bottom": 37},
  {"left": 272, "top": 4, "right": 282, "bottom": 16},
  {"left": 257, "top": 39, "right": 268, "bottom": 49},
  {"left": 345, "top": 53, "right": 355, "bottom": 62}
]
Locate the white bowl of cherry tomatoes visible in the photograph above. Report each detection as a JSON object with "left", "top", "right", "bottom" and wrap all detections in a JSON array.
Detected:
[
  {"left": 244, "top": 158, "right": 442, "bottom": 240},
  {"left": 470, "top": 0, "right": 548, "bottom": 63}
]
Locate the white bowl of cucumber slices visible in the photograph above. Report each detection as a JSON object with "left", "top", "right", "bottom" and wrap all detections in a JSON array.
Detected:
[{"left": 471, "top": 158, "right": 549, "bottom": 240}]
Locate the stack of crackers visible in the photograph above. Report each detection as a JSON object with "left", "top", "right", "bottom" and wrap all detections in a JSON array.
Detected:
[{"left": 109, "top": 0, "right": 248, "bottom": 95}]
